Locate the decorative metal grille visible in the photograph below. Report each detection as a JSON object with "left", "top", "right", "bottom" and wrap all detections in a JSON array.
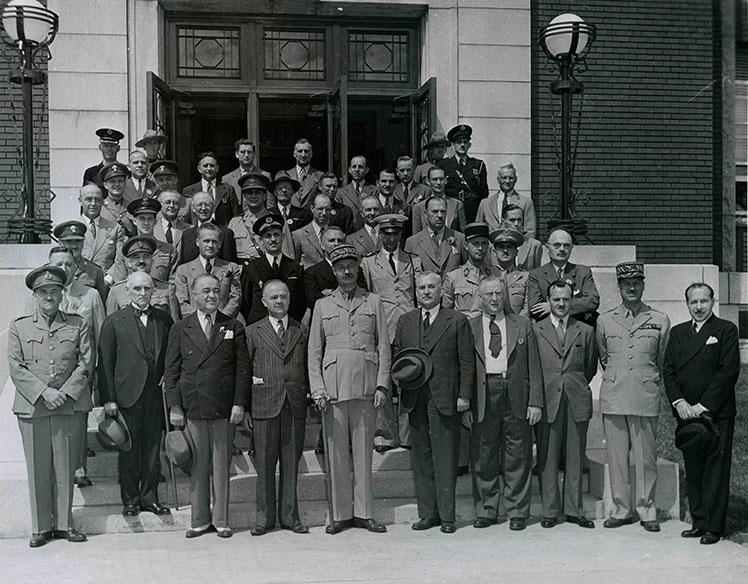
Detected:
[
  {"left": 177, "top": 27, "right": 240, "bottom": 78},
  {"left": 348, "top": 31, "right": 409, "bottom": 82},
  {"left": 264, "top": 29, "right": 325, "bottom": 80}
]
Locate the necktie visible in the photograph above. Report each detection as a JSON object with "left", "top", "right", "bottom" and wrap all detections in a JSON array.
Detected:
[
  {"left": 318, "top": 227, "right": 325, "bottom": 246},
  {"left": 403, "top": 184, "right": 409, "bottom": 202},
  {"left": 205, "top": 260, "right": 212, "bottom": 274},
  {"left": 165, "top": 222, "right": 173, "bottom": 244},
  {"left": 388, "top": 252, "right": 397, "bottom": 275},
  {"left": 431, "top": 231, "right": 440, "bottom": 251},
  {"left": 272, "top": 256, "right": 279, "bottom": 272},
  {"left": 423, "top": 311, "right": 431, "bottom": 330},
  {"left": 208, "top": 183, "right": 214, "bottom": 197},
  {"left": 281, "top": 206, "right": 288, "bottom": 220},
  {"left": 356, "top": 183, "right": 362, "bottom": 197},
  {"left": 384, "top": 197, "right": 392, "bottom": 213},
  {"left": 489, "top": 315, "right": 502, "bottom": 358},
  {"left": 133, "top": 305, "right": 151, "bottom": 318},
  {"left": 556, "top": 318, "right": 566, "bottom": 348},
  {"left": 691, "top": 321, "right": 698, "bottom": 339},
  {"left": 203, "top": 314, "right": 212, "bottom": 339},
  {"left": 557, "top": 266, "right": 563, "bottom": 280},
  {"left": 89, "top": 219, "right": 97, "bottom": 238},
  {"left": 276, "top": 320, "right": 286, "bottom": 343},
  {"left": 137, "top": 180, "right": 143, "bottom": 196},
  {"left": 299, "top": 169, "right": 307, "bottom": 184}
]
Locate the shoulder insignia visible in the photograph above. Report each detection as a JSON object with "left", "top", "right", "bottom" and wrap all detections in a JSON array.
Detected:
[
  {"left": 364, "top": 251, "right": 377, "bottom": 258},
  {"left": 640, "top": 323, "right": 662, "bottom": 330},
  {"left": 13, "top": 314, "right": 33, "bottom": 322}
]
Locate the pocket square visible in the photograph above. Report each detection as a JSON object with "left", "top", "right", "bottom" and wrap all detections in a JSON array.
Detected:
[
  {"left": 223, "top": 330, "right": 234, "bottom": 340},
  {"left": 705, "top": 336, "right": 718, "bottom": 345},
  {"left": 252, "top": 376, "right": 265, "bottom": 385}
]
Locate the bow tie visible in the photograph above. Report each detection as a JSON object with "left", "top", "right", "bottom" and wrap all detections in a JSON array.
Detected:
[{"left": 133, "top": 305, "right": 152, "bottom": 318}]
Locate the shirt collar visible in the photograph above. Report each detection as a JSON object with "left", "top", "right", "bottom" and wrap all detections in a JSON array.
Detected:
[
  {"left": 269, "top": 314, "right": 288, "bottom": 330},
  {"left": 196, "top": 309, "right": 215, "bottom": 327},
  {"left": 198, "top": 255, "right": 213, "bottom": 270},
  {"left": 483, "top": 311, "right": 505, "bottom": 324},
  {"left": 421, "top": 305, "right": 440, "bottom": 321},
  {"left": 201, "top": 178, "right": 215, "bottom": 189},
  {"left": 427, "top": 226, "right": 445, "bottom": 239},
  {"left": 162, "top": 216, "right": 174, "bottom": 230},
  {"left": 549, "top": 313, "right": 568, "bottom": 329},
  {"left": 692, "top": 319, "right": 707, "bottom": 333},
  {"left": 265, "top": 252, "right": 282, "bottom": 265}
]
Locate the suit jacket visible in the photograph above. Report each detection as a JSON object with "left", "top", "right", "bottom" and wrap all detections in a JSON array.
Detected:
[
  {"left": 663, "top": 315, "right": 739, "bottom": 418},
  {"left": 179, "top": 225, "right": 238, "bottom": 265},
  {"left": 174, "top": 257, "right": 242, "bottom": 318},
  {"left": 287, "top": 166, "right": 324, "bottom": 208},
  {"left": 516, "top": 237, "right": 543, "bottom": 271},
  {"left": 395, "top": 181, "right": 430, "bottom": 208},
  {"left": 469, "top": 312, "right": 543, "bottom": 422},
  {"left": 183, "top": 181, "right": 241, "bottom": 227},
  {"left": 82, "top": 215, "right": 125, "bottom": 271},
  {"left": 336, "top": 182, "right": 377, "bottom": 214},
  {"left": 528, "top": 262, "right": 600, "bottom": 325},
  {"left": 269, "top": 204, "right": 312, "bottom": 232},
  {"left": 404, "top": 227, "right": 467, "bottom": 278},
  {"left": 241, "top": 253, "right": 306, "bottom": 324},
  {"left": 349, "top": 226, "right": 380, "bottom": 258},
  {"left": 123, "top": 176, "right": 158, "bottom": 206},
  {"left": 164, "top": 311, "right": 250, "bottom": 419},
  {"left": 533, "top": 316, "right": 597, "bottom": 424},
  {"left": 394, "top": 308, "right": 475, "bottom": 415},
  {"left": 153, "top": 215, "right": 191, "bottom": 256},
  {"left": 222, "top": 166, "right": 272, "bottom": 207},
  {"left": 292, "top": 222, "right": 326, "bottom": 268},
  {"left": 330, "top": 201, "right": 356, "bottom": 235},
  {"left": 97, "top": 305, "right": 173, "bottom": 409},
  {"left": 438, "top": 155, "right": 489, "bottom": 200},
  {"left": 411, "top": 196, "right": 466, "bottom": 234},
  {"left": 246, "top": 316, "right": 309, "bottom": 419},
  {"left": 475, "top": 191, "right": 537, "bottom": 239}
]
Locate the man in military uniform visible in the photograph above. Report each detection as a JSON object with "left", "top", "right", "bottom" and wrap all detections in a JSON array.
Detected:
[
  {"left": 98, "top": 161, "right": 135, "bottom": 236},
  {"left": 438, "top": 125, "right": 489, "bottom": 224},
  {"left": 501, "top": 204, "right": 542, "bottom": 271},
  {"left": 8, "top": 266, "right": 92, "bottom": 547},
  {"left": 150, "top": 160, "right": 192, "bottom": 224},
  {"left": 228, "top": 173, "right": 273, "bottom": 264},
  {"left": 413, "top": 131, "right": 450, "bottom": 185},
  {"left": 360, "top": 214, "right": 421, "bottom": 452},
  {"left": 82, "top": 127, "right": 124, "bottom": 192},
  {"left": 106, "top": 236, "right": 179, "bottom": 321},
  {"left": 79, "top": 183, "right": 125, "bottom": 272},
  {"left": 107, "top": 198, "right": 177, "bottom": 284},
  {"left": 135, "top": 129, "right": 167, "bottom": 166},
  {"left": 490, "top": 227, "right": 529, "bottom": 316},
  {"left": 596, "top": 262, "right": 671, "bottom": 532},
  {"left": 308, "top": 244, "right": 391, "bottom": 535},
  {"left": 54, "top": 221, "right": 108, "bottom": 302}
]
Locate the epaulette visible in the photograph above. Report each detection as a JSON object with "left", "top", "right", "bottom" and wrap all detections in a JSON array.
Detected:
[
  {"left": 111, "top": 280, "right": 126, "bottom": 288},
  {"left": 13, "top": 314, "right": 33, "bottom": 322},
  {"left": 601, "top": 306, "right": 616, "bottom": 314},
  {"left": 364, "top": 251, "right": 377, "bottom": 258}
]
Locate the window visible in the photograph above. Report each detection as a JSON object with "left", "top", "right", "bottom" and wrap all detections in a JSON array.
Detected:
[
  {"left": 348, "top": 31, "right": 410, "bottom": 83},
  {"left": 263, "top": 28, "right": 326, "bottom": 80},
  {"left": 177, "top": 26, "right": 240, "bottom": 78}
]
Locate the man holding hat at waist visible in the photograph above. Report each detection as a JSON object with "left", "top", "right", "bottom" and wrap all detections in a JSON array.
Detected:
[
  {"left": 437, "top": 124, "right": 488, "bottom": 223},
  {"left": 54, "top": 220, "right": 109, "bottom": 303}
]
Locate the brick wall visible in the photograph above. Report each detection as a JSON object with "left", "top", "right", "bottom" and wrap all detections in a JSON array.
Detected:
[{"left": 532, "top": 0, "right": 718, "bottom": 264}]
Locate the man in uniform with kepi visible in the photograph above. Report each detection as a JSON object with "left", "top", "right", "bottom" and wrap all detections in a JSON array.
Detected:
[
  {"left": 8, "top": 266, "right": 93, "bottom": 547},
  {"left": 438, "top": 124, "right": 489, "bottom": 223},
  {"left": 596, "top": 262, "right": 670, "bottom": 532},
  {"left": 54, "top": 220, "right": 108, "bottom": 302},
  {"left": 490, "top": 226, "right": 530, "bottom": 316}
]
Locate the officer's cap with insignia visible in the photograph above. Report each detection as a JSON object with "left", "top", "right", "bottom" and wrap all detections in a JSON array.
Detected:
[
  {"left": 127, "top": 197, "right": 161, "bottom": 216},
  {"left": 447, "top": 124, "right": 473, "bottom": 143},
  {"left": 99, "top": 161, "right": 131, "bottom": 184},
  {"left": 96, "top": 128, "right": 124, "bottom": 144},
  {"left": 150, "top": 160, "right": 179, "bottom": 177},
  {"left": 54, "top": 220, "right": 87, "bottom": 241},
  {"left": 25, "top": 266, "right": 67, "bottom": 291},
  {"left": 463, "top": 222, "right": 490, "bottom": 241},
  {"left": 376, "top": 213, "right": 407, "bottom": 232},
  {"left": 253, "top": 213, "right": 284, "bottom": 236},
  {"left": 328, "top": 244, "right": 359, "bottom": 265},
  {"left": 269, "top": 170, "right": 300, "bottom": 193},
  {"left": 489, "top": 227, "right": 524, "bottom": 248},
  {"left": 122, "top": 236, "right": 157, "bottom": 257},
  {"left": 616, "top": 261, "right": 645, "bottom": 280},
  {"left": 238, "top": 172, "right": 270, "bottom": 192}
]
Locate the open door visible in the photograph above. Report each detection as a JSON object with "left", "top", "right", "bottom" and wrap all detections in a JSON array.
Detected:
[
  {"left": 404, "top": 77, "right": 437, "bottom": 165},
  {"left": 326, "top": 75, "right": 349, "bottom": 184}
]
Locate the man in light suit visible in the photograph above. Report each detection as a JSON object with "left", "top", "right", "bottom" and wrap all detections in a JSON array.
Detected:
[
  {"left": 664, "top": 283, "right": 740, "bottom": 545},
  {"left": 528, "top": 228, "right": 600, "bottom": 328},
  {"left": 475, "top": 163, "right": 536, "bottom": 239},
  {"left": 293, "top": 193, "right": 335, "bottom": 268},
  {"left": 98, "top": 271, "right": 173, "bottom": 518},
  {"left": 165, "top": 274, "right": 250, "bottom": 538},
  {"left": 395, "top": 155, "right": 430, "bottom": 208},
  {"left": 404, "top": 196, "right": 467, "bottom": 278},
  {"left": 153, "top": 190, "right": 191, "bottom": 256},
  {"left": 123, "top": 150, "right": 157, "bottom": 206},
  {"left": 393, "top": 271, "right": 475, "bottom": 534},
  {"left": 502, "top": 204, "right": 542, "bottom": 271},
  {"left": 183, "top": 152, "right": 241, "bottom": 227},
  {"left": 173, "top": 223, "right": 242, "bottom": 319},
  {"left": 597, "top": 262, "right": 670, "bottom": 532},
  {"left": 150, "top": 160, "right": 193, "bottom": 225},
  {"left": 411, "top": 167, "right": 466, "bottom": 234},
  {"left": 336, "top": 155, "right": 376, "bottom": 214},
  {"left": 80, "top": 184, "right": 125, "bottom": 272},
  {"left": 308, "top": 244, "right": 391, "bottom": 534},
  {"left": 221, "top": 139, "right": 271, "bottom": 208},
  {"left": 534, "top": 280, "right": 597, "bottom": 529},
  {"left": 349, "top": 195, "right": 382, "bottom": 258},
  {"left": 246, "top": 280, "right": 310, "bottom": 535},
  {"left": 287, "top": 138, "right": 324, "bottom": 209}
]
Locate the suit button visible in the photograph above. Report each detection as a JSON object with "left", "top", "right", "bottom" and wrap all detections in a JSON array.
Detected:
[
  {"left": 628, "top": 366, "right": 633, "bottom": 370},
  {"left": 628, "top": 355, "right": 633, "bottom": 359},
  {"left": 629, "top": 344, "right": 633, "bottom": 348}
]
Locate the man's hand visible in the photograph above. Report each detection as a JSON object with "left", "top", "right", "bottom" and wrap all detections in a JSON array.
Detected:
[
  {"left": 170, "top": 405, "right": 185, "bottom": 428},
  {"left": 675, "top": 400, "right": 695, "bottom": 421},
  {"left": 456, "top": 398, "right": 470, "bottom": 413},
  {"left": 230, "top": 405, "right": 244, "bottom": 425},
  {"left": 527, "top": 406, "right": 542, "bottom": 426},
  {"left": 103, "top": 401, "right": 118, "bottom": 417},
  {"left": 691, "top": 403, "right": 709, "bottom": 417},
  {"left": 530, "top": 302, "right": 551, "bottom": 319},
  {"left": 313, "top": 391, "right": 330, "bottom": 411},
  {"left": 42, "top": 387, "right": 66, "bottom": 410},
  {"left": 373, "top": 388, "right": 388, "bottom": 409},
  {"left": 242, "top": 412, "right": 253, "bottom": 432},
  {"left": 461, "top": 410, "right": 474, "bottom": 429}
]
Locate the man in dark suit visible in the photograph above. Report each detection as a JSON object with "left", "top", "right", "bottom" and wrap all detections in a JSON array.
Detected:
[
  {"left": 183, "top": 152, "right": 241, "bottom": 227},
  {"left": 221, "top": 139, "right": 271, "bottom": 208},
  {"left": 179, "top": 192, "right": 238, "bottom": 265},
  {"left": 269, "top": 171, "right": 312, "bottom": 232},
  {"left": 246, "top": 280, "right": 310, "bottom": 535},
  {"left": 164, "top": 274, "right": 250, "bottom": 538},
  {"left": 393, "top": 271, "right": 475, "bottom": 534},
  {"left": 534, "top": 280, "right": 597, "bottom": 529},
  {"left": 98, "top": 271, "right": 173, "bottom": 517},
  {"left": 437, "top": 124, "right": 489, "bottom": 223},
  {"left": 303, "top": 226, "right": 346, "bottom": 313},
  {"left": 287, "top": 138, "right": 324, "bottom": 209},
  {"left": 395, "top": 155, "right": 431, "bottom": 209},
  {"left": 123, "top": 150, "right": 158, "bottom": 205},
  {"left": 82, "top": 128, "right": 123, "bottom": 193},
  {"left": 318, "top": 173, "right": 357, "bottom": 234},
  {"left": 336, "top": 155, "right": 377, "bottom": 215},
  {"left": 527, "top": 227, "right": 600, "bottom": 327},
  {"left": 664, "top": 282, "right": 740, "bottom": 545},
  {"left": 465, "top": 276, "right": 542, "bottom": 531}
]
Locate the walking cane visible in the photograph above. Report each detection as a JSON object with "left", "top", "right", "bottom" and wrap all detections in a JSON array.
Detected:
[
  {"left": 318, "top": 399, "right": 335, "bottom": 531},
  {"left": 161, "top": 388, "right": 180, "bottom": 510}
]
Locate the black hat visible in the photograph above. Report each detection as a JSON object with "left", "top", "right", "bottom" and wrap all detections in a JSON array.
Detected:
[
  {"left": 127, "top": 197, "right": 161, "bottom": 216},
  {"left": 238, "top": 172, "right": 270, "bottom": 191},
  {"left": 25, "top": 266, "right": 67, "bottom": 291},
  {"left": 149, "top": 160, "right": 179, "bottom": 177},
  {"left": 165, "top": 428, "right": 196, "bottom": 473},
  {"left": 447, "top": 124, "right": 472, "bottom": 142},
  {"left": 253, "top": 213, "right": 284, "bottom": 236},
  {"left": 269, "top": 170, "right": 300, "bottom": 192},
  {"left": 96, "top": 128, "right": 124, "bottom": 143},
  {"left": 122, "top": 236, "right": 157, "bottom": 257},
  {"left": 463, "top": 222, "right": 490, "bottom": 241},
  {"left": 99, "top": 161, "right": 130, "bottom": 184},
  {"left": 391, "top": 348, "right": 433, "bottom": 391},
  {"left": 53, "top": 220, "right": 87, "bottom": 241},
  {"left": 675, "top": 416, "right": 719, "bottom": 457},
  {"left": 97, "top": 410, "right": 132, "bottom": 452}
]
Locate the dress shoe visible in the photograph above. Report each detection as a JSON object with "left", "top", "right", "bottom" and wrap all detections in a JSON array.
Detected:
[
  {"left": 566, "top": 515, "right": 595, "bottom": 529},
  {"left": 700, "top": 532, "right": 720, "bottom": 545},
  {"left": 216, "top": 527, "right": 233, "bottom": 538},
  {"left": 325, "top": 519, "right": 353, "bottom": 535},
  {"left": 353, "top": 517, "right": 387, "bottom": 533},
  {"left": 314, "top": 446, "right": 325, "bottom": 454},
  {"left": 74, "top": 476, "right": 93, "bottom": 488},
  {"left": 186, "top": 525, "right": 212, "bottom": 538},
  {"left": 603, "top": 517, "right": 634, "bottom": 528},
  {"left": 400, "top": 445, "right": 412, "bottom": 450},
  {"left": 457, "top": 465, "right": 469, "bottom": 477},
  {"left": 473, "top": 517, "right": 497, "bottom": 529},
  {"left": 374, "top": 445, "right": 393, "bottom": 454},
  {"left": 53, "top": 529, "right": 87, "bottom": 543},
  {"left": 122, "top": 504, "right": 140, "bottom": 517},
  {"left": 87, "top": 448, "right": 96, "bottom": 458},
  {"left": 411, "top": 518, "right": 441, "bottom": 531},
  {"left": 232, "top": 447, "right": 243, "bottom": 456},
  {"left": 29, "top": 532, "right": 52, "bottom": 548},
  {"left": 640, "top": 520, "right": 660, "bottom": 532},
  {"left": 251, "top": 526, "right": 271, "bottom": 536},
  {"left": 281, "top": 522, "right": 310, "bottom": 534},
  {"left": 141, "top": 503, "right": 171, "bottom": 515},
  {"left": 681, "top": 527, "right": 705, "bottom": 538},
  {"left": 440, "top": 522, "right": 456, "bottom": 534},
  {"left": 541, "top": 517, "right": 557, "bottom": 528},
  {"left": 509, "top": 517, "right": 526, "bottom": 531}
]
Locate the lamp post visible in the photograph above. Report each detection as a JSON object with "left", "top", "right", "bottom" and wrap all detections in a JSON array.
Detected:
[
  {"left": 1, "top": 0, "right": 58, "bottom": 243},
  {"left": 539, "top": 13, "right": 596, "bottom": 238}
]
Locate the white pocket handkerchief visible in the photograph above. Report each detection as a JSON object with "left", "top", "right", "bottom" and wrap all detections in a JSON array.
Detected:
[
  {"left": 705, "top": 336, "right": 718, "bottom": 345},
  {"left": 252, "top": 376, "right": 265, "bottom": 385},
  {"left": 223, "top": 330, "right": 234, "bottom": 340}
]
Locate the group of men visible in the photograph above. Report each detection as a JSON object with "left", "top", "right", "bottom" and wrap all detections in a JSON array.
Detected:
[{"left": 7, "top": 124, "right": 740, "bottom": 548}]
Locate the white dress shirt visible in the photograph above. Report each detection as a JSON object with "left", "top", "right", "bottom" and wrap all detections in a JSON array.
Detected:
[
  {"left": 196, "top": 310, "right": 215, "bottom": 334},
  {"left": 201, "top": 178, "right": 217, "bottom": 197},
  {"left": 131, "top": 303, "right": 150, "bottom": 326},
  {"left": 269, "top": 314, "right": 289, "bottom": 335},
  {"left": 265, "top": 252, "right": 282, "bottom": 268},
  {"left": 482, "top": 312, "right": 507, "bottom": 375},
  {"left": 421, "top": 305, "right": 440, "bottom": 326},
  {"left": 549, "top": 313, "right": 569, "bottom": 333}
]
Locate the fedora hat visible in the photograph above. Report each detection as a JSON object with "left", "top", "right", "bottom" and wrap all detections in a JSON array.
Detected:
[
  {"left": 675, "top": 415, "right": 719, "bottom": 457},
  {"left": 97, "top": 411, "right": 132, "bottom": 452},
  {"left": 391, "top": 348, "right": 433, "bottom": 391},
  {"left": 423, "top": 131, "right": 450, "bottom": 149},
  {"left": 165, "top": 428, "right": 196, "bottom": 473}
]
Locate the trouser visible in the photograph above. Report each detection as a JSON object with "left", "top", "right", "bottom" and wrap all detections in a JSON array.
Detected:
[
  {"left": 536, "top": 392, "right": 589, "bottom": 518},
  {"left": 253, "top": 399, "right": 306, "bottom": 529},
  {"left": 602, "top": 414, "right": 658, "bottom": 522},
  {"left": 374, "top": 396, "right": 410, "bottom": 448},
  {"left": 682, "top": 416, "right": 734, "bottom": 535},
  {"left": 74, "top": 412, "right": 88, "bottom": 477},
  {"left": 324, "top": 399, "right": 375, "bottom": 521},
  {"left": 18, "top": 414, "right": 77, "bottom": 533},
  {"left": 409, "top": 387, "right": 460, "bottom": 523},
  {"left": 187, "top": 417, "right": 234, "bottom": 529},
  {"left": 119, "top": 389, "right": 163, "bottom": 506},
  {"left": 471, "top": 375, "right": 533, "bottom": 519}
]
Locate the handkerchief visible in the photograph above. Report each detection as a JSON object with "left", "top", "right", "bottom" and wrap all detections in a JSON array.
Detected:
[
  {"left": 705, "top": 336, "right": 718, "bottom": 345},
  {"left": 223, "top": 330, "right": 234, "bottom": 340},
  {"left": 252, "top": 376, "right": 265, "bottom": 385}
]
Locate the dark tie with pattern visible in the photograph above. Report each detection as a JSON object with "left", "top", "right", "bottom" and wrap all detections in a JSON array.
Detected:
[
  {"left": 205, "top": 260, "right": 212, "bottom": 274},
  {"left": 557, "top": 266, "right": 563, "bottom": 280},
  {"left": 489, "top": 314, "right": 502, "bottom": 358},
  {"left": 423, "top": 311, "right": 431, "bottom": 330},
  {"left": 276, "top": 320, "right": 286, "bottom": 345},
  {"left": 89, "top": 219, "right": 97, "bottom": 238},
  {"left": 203, "top": 314, "right": 212, "bottom": 339},
  {"left": 165, "top": 222, "right": 173, "bottom": 244},
  {"left": 556, "top": 318, "right": 566, "bottom": 349}
]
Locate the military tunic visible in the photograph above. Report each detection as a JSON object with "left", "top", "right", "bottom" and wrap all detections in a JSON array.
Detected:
[
  {"left": 105, "top": 278, "right": 180, "bottom": 321},
  {"left": 74, "top": 258, "right": 108, "bottom": 302},
  {"left": 228, "top": 213, "right": 265, "bottom": 262},
  {"left": 100, "top": 196, "right": 134, "bottom": 236},
  {"left": 107, "top": 239, "right": 177, "bottom": 284},
  {"left": 497, "top": 265, "right": 529, "bottom": 317},
  {"left": 442, "top": 263, "right": 501, "bottom": 320}
]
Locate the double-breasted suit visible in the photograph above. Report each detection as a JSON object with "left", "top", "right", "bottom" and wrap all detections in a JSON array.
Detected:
[
  {"left": 528, "top": 262, "right": 600, "bottom": 327},
  {"left": 240, "top": 254, "right": 306, "bottom": 325},
  {"left": 183, "top": 181, "right": 241, "bottom": 228},
  {"left": 664, "top": 314, "right": 740, "bottom": 535},
  {"left": 287, "top": 166, "right": 324, "bottom": 209},
  {"left": 82, "top": 215, "right": 125, "bottom": 272},
  {"left": 247, "top": 316, "right": 309, "bottom": 529},
  {"left": 404, "top": 227, "right": 467, "bottom": 278},
  {"left": 173, "top": 257, "right": 242, "bottom": 319}
]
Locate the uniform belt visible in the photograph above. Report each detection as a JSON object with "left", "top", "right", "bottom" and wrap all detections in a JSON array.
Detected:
[
  {"left": 459, "top": 189, "right": 480, "bottom": 200},
  {"left": 486, "top": 372, "right": 506, "bottom": 379}
]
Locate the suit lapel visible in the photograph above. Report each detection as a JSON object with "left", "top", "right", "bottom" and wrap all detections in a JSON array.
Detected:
[
  {"left": 283, "top": 319, "right": 302, "bottom": 357},
  {"left": 258, "top": 317, "right": 285, "bottom": 359},
  {"left": 185, "top": 312, "right": 209, "bottom": 353},
  {"left": 122, "top": 309, "right": 147, "bottom": 359},
  {"left": 415, "top": 231, "right": 439, "bottom": 267},
  {"left": 563, "top": 321, "right": 581, "bottom": 356},
  {"left": 679, "top": 316, "right": 715, "bottom": 365},
  {"left": 425, "top": 309, "right": 451, "bottom": 353},
  {"left": 305, "top": 226, "right": 323, "bottom": 255},
  {"left": 201, "top": 312, "right": 228, "bottom": 362},
  {"left": 473, "top": 317, "right": 485, "bottom": 364},
  {"left": 506, "top": 314, "right": 518, "bottom": 357},
  {"left": 537, "top": 318, "right": 562, "bottom": 356}
]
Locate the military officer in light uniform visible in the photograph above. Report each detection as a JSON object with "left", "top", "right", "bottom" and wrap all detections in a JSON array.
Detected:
[
  {"left": 8, "top": 266, "right": 92, "bottom": 547},
  {"left": 98, "top": 161, "right": 135, "bottom": 236},
  {"left": 53, "top": 221, "right": 108, "bottom": 303},
  {"left": 106, "top": 236, "right": 179, "bottom": 320},
  {"left": 228, "top": 173, "right": 278, "bottom": 263},
  {"left": 489, "top": 226, "right": 529, "bottom": 316},
  {"left": 597, "top": 262, "right": 671, "bottom": 532},
  {"left": 360, "top": 214, "right": 422, "bottom": 452}
]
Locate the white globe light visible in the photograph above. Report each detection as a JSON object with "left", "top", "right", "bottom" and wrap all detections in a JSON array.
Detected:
[
  {"left": 544, "top": 13, "right": 589, "bottom": 58},
  {"left": 2, "top": 0, "right": 56, "bottom": 45}
]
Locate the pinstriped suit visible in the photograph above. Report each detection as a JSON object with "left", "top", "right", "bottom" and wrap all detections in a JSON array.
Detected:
[{"left": 247, "top": 316, "right": 309, "bottom": 529}]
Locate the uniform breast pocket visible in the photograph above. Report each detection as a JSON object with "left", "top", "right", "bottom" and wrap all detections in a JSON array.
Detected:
[
  {"left": 57, "top": 333, "right": 79, "bottom": 361},
  {"left": 24, "top": 335, "right": 45, "bottom": 360},
  {"left": 358, "top": 312, "right": 376, "bottom": 334},
  {"left": 605, "top": 332, "right": 623, "bottom": 353},
  {"left": 453, "top": 286, "right": 475, "bottom": 307},
  {"left": 321, "top": 313, "right": 340, "bottom": 336},
  {"left": 635, "top": 333, "right": 659, "bottom": 353}
]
